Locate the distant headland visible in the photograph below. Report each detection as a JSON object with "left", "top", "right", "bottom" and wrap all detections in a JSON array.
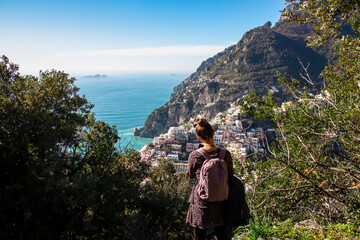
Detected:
[{"left": 82, "top": 74, "right": 108, "bottom": 78}]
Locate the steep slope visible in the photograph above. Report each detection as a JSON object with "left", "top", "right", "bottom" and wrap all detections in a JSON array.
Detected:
[
  {"left": 136, "top": 21, "right": 331, "bottom": 138},
  {"left": 170, "top": 45, "right": 236, "bottom": 99}
]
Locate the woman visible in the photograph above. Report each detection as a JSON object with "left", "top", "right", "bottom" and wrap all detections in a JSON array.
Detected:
[{"left": 186, "top": 118, "right": 234, "bottom": 240}]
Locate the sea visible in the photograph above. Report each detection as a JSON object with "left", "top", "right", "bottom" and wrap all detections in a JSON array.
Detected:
[{"left": 76, "top": 73, "right": 188, "bottom": 150}]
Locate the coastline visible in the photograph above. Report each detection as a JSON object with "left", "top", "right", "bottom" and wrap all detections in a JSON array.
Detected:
[
  {"left": 119, "top": 127, "right": 153, "bottom": 151},
  {"left": 75, "top": 74, "right": 187, "bottom": 151}
]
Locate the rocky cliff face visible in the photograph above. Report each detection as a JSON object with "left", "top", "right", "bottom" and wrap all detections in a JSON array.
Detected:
[
  {"left": 170, "top": 45, "right": 236, "bottom": 100},
  {"left": 136, "top": 20, "right": 332, "bottom": 138}
]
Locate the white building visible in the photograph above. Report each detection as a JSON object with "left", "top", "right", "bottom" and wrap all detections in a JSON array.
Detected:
[
  {"left": 235, "top": 120, "right": 243, "bottom": 129},
  {"left": 140, "top": 149, "right": 155, "bottom": 162},
  {"left": 241, "top": 144, "right": 250, "bottom": 156},
  {"left": 168, "top": 126, "right": 185, "bottom": 136},
  {"left": 167, "top": 153, "right": 179, "bottom": 162},
  {"left": 158, "top": 151, "right": 167, "bottom": 157},
  {"left": 174, "top": 162, "right": 188, "bottom": 172},
  {"left": 154, "top": 134, "right": 167, "bottom": 145},
  {"left": 186, "top": 143, "right": 200, "bottom": 153},
  {"left": 229, "top": 125, "right": 240, "bottom": 132},
  {"left": 228, "top": 142, "right": 242, "bottom": 149},
  {"left": 254, "top": 128, "right": 264, "bottom": 138},
  {"left": 227, "top": 141, "right": 243, "bottom": 156},
  {"left": 171, "top": 144, "right": 182, "bottom": 154},
  {"left": 152, "top": 153, "right": 162, "bottom": 160},
  {"left": 218, "top": 124, "right": 228, "bottom": 130},
  {"left": 249, "top": 137, "right": 260, "bottom": 151},
  {"left": 236, "top": 133, "right": 246, "bottom": 141},
  {"left": 214, "top": 134, "right": 223, "bottom": 144}
]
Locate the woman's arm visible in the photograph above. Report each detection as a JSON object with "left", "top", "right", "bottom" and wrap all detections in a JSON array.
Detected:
[{"left": 187, "top": 151, "right": 197, "bottom": 179}]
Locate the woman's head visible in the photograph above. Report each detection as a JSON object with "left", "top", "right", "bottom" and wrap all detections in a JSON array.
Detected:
[{"left": 194, "top": 118, "right": 214, "bottom": 140}]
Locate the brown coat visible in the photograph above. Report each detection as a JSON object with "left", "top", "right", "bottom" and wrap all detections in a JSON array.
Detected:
[{"left": 186, "top": 148, "right": 234, "bottom": 229}]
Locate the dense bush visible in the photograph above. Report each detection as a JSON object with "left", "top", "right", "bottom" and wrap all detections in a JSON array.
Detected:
[{"left": 233, "top": 217, "right": 360, "bottom": 240}]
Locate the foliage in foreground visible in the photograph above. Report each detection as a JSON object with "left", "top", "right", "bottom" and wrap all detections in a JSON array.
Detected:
[
  {"left": 233, "top": 217, "right": 360, "bottom": 240},
  {"left": 0, "top": 55, "right": 192, "bottom": 239},
  {"left": 238, "top": 0, "right": 360, "bottom": 223}
]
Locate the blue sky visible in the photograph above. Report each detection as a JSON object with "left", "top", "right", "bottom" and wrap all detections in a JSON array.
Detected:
[{"left": 0, "top": 0, "right": 286, "bottom": 76}]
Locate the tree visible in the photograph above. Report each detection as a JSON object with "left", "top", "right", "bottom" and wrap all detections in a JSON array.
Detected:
[
  {"left": 239, "top": 0, "right": 360, "bottom": 223},
  {"left": 126, "top": 159, "right": 192, "bottom": 239},
  {"left": 177, "top": 134, "right": 186, "bottom": 142},
  {"left": 182, "top": 152, "right": 189, "bottom": 161},
  {"left": 0, "top": 55, "right": 150, "bottom": 239}
]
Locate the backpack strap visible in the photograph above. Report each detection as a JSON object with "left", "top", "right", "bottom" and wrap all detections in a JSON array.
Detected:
[
  {"left": 219, "top": 149, "right": 226, "bottom": 159},
  {"left": 197, "top": 148, "right": 211, "bottom": 160},
  {"left": 197, "top": 148, "right": 226, "bottom": 160}
]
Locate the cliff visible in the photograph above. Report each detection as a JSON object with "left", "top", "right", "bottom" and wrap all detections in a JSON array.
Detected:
[{"left": 136, "top": 20, "right": 332, "bottom": 138}]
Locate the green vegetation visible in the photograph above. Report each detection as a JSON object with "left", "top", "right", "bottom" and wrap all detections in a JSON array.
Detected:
[
  {"left": 233, "top": 217, "right": 360, "bottom": 240},
  {"left": 238, "top": 0, "right": 360, "bottom": 227},
  {"left": 0, "top": 55, "right": 192, "bottom": 239},
  {"left": 233, "top": 217, "right": 275, "bottom": 240}
]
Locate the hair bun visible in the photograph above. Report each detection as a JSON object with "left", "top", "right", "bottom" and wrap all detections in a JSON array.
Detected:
[{"left": 196, "top": 118, "right": 207, "bottom": 127}]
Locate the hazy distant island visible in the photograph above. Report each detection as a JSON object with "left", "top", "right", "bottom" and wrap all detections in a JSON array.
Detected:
[{"left": 82, "top": 74, "right": 108, "bottom": 78}]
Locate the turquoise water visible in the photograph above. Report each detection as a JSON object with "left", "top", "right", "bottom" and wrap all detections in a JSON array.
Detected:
[{"left": 76, "top": 74, "right": 187, "bottom": 150}]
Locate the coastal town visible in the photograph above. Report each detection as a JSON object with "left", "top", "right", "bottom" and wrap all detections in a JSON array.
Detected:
[
  {"left": 138, "top": 101, "right": 276, "bottom": 172},
  {"left": 138, "top": 88, "right": 332, "bottom": 174}
]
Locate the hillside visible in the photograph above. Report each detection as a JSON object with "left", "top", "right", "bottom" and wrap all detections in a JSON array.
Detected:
[{"left": 136, "top": 20, "right": 332, "bottom": 138}]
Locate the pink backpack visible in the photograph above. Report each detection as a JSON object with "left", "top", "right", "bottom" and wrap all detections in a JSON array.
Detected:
[{"left": 196, "top": 148, "right": 229, "bottom": 202}]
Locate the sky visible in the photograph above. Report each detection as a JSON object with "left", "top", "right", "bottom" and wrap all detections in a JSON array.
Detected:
[{"left": 0, "top": 0, "right": 286, "bottom": 76}]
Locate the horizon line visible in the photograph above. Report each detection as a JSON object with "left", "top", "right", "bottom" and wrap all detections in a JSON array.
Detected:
[{"left": 54, "top": 44, "right": 231, "bottom": 57}]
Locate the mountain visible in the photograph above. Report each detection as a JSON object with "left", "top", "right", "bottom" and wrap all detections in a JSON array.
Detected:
[{"left": 135, "top": 20, "right": 333, "bottom": 138}]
